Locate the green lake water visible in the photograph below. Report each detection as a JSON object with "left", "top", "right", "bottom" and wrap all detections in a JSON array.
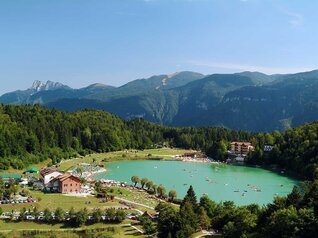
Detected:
[{"left": 95, "top": 160, "right": 299, "bottom": 205}]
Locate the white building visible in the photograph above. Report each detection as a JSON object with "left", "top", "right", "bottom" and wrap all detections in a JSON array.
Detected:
[{"left": 40, "top": 167, "right": 63, "bottom": 186}]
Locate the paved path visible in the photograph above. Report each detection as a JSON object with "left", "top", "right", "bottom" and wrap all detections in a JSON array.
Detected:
[
  {"left": 194, "top": 230, "right": 216, "bottom": 238},
  {"left": 131, "top": 225, "right": 144, "bottom": 234},
  {"left": 121, "top": 224, "right": 144, "bottom": 235},
  {"left": 115, "top": 197, "right": 155, "bottom": 210}
]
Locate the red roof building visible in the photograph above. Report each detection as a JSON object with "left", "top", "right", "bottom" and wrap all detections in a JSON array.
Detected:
[{"left": 50, "top": 173, "right": 81, "bottom": 193}]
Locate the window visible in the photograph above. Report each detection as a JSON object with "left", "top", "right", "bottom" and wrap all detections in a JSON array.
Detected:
[
  {"left": 70, "top": 183, "right": 72, "bottom": 187},
  {"left": 70, "top": 189, "right": 72, "bottom": 192},
  {"left": 64, "top": 184, "right": 68, "bottom": 187}
]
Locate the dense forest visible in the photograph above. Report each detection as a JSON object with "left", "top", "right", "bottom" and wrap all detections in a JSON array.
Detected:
[
  {"left": 245, "top": 122, "right": 318, "bottom": 180},
  {"left": 0, "top": 104, "right": 251, "bottom": 170},
  {"left": 0, "top": 104, "right": 317, "bottom": 181}
]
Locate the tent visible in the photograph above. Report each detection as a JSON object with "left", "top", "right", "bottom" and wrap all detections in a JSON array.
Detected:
[{"left": 24, "top": 168, "right": 39, "bottom": 174}]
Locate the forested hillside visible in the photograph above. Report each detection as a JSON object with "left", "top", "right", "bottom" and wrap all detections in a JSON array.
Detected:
[
  {"left": 247, "top": 122, "right": 318, "bottom": 180},
  {"left": 0, "top": 104, "right": 318, "bottom": 181},
  {"left": 0, "top": 104, "right": 251, "bottom": 170}
]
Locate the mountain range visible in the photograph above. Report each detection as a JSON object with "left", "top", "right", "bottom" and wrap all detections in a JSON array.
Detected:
[{"left": 1, "top": 70, "right": 318, "bottom": 132}]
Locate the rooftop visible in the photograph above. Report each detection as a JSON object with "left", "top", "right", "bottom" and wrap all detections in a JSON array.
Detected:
[
  {"left": 230, "top": 142, "right": 252, "bottom": 145},
  {"left": 53, "top": 173, "right": 81, "bottom": 182},
  {"left": 0, "top": 174, "right": 22, "bottom": 179},
  {"left": 40, "top": 167, "right": 62, "bottom": 176}
]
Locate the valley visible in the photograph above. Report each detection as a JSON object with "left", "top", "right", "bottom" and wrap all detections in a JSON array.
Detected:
[{"left": 0, "top": 148, "right": 298, "bottom": 237}]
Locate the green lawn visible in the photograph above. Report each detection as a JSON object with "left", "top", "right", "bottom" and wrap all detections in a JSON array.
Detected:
[
  {"left": 3, "top": 159, "right": 51, "bottom": 175},
  {"left": 0, "top": 148, "right": 195, "bottom": 174},
  {"left": 1, "top": 190, "right": 121, "bottom": 213},
  {"left": 1, "top": 186, "right": 160, "bottom": 213},
  {"left": 0, "top": 221, "right": 147, "bottom": 238},
  {"left": 58, "top": 148, "right": 195, "bottom": 172},
  {"left": 115, "top": 187, "right": 159, "bottom": 208}
]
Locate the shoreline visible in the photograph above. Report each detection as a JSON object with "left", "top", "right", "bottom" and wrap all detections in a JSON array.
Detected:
[{"left": 86, "top": 167, "right": 107, "bottom": 181}]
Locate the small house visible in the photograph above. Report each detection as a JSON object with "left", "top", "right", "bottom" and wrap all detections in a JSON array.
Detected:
[
  {"left": 141, "top": 211, "right": 154, "bottom": 220},
  {"left": 141, "top": 211, "right": 158, "bottom": 222},
  {"left": 264, "top": 144, "right": 274, "bottom": 152}
]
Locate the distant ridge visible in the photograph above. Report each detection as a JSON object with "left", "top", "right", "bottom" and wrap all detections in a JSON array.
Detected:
[{"left": 1, "top": 70, "right": 318, "bottom": 132}]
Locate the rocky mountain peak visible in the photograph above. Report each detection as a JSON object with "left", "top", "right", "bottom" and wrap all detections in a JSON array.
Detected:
[
  {"left": 30, "top": 80, "right": 68, "bottom": 92},
  {"left": 31, "top": 80, "right": 45, "bottom": 91}
]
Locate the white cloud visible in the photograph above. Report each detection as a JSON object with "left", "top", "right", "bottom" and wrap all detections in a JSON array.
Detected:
[
  {"left": 284, "top": 10, "right": 304, "bottom": 28},
  {"left": 188, "top": 60, "right": 314, "bottom": 74}
]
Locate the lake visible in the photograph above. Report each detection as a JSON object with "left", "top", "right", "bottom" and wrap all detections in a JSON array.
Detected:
[{"left": 95, "top": 160, "right": 299, "bottom": 205}]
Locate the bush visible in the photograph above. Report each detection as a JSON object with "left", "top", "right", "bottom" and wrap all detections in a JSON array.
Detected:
[
  {"left": 172, "top": 198, "right": 183, "bottom": 205},
  {"left": 94, "top": 232, "right": 113, "bottom": 238}
]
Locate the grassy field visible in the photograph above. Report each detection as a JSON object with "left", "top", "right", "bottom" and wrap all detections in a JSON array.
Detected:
[
  {"left": 0, "top": 186, "right": 161, "bottom": 214},
  {"left": 1, "top": 148, "right": 195, "bottom": 174},
  {"left": 0, "top": 190, "right": 122, "bottom": 213},
  {"left": 4, "top": 159, "right": 51, "bottom": 175},
  {"left": 58, "top": 148, "right": 195, "bottom": 172},
  {"left": 114, "top": 187, "right": 159, "bottom": 208},
  {"left": 0, "top": 222, "right": 147, "bottom": 238},
  {"left": 0, "top": 187, "right": 153, "bottom": 237}
]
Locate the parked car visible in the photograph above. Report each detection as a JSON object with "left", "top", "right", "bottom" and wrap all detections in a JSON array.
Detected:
[{"left": 26, "top": 215, "right": 35, "bottom": 220}]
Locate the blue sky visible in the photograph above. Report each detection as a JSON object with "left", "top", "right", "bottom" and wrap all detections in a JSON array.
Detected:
[{"left": 0, "top": 0, "right": 317, "bottom": 94}]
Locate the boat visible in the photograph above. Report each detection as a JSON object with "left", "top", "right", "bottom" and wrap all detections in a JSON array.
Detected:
[{"left": 234, "top": 190, "right": 239, "bottom": 192}]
